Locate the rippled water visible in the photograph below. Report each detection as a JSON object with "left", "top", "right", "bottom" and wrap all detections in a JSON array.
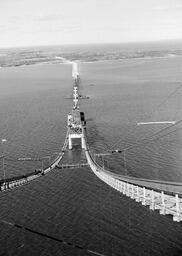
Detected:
[
  {"left": 1, "top": 56, "right": 182, "bottom": 255},
  {"left": 82, "top": 57, "right": 182, "bottom": 182}
]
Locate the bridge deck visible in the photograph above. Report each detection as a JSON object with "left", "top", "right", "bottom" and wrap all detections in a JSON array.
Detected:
[{"left": 56, "top": 163, "right": 88, "bottom": 169}]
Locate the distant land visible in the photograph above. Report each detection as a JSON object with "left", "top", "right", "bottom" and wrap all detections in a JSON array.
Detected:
[{"left": 1, "top": 40, "right": 182, "bottom": 68}]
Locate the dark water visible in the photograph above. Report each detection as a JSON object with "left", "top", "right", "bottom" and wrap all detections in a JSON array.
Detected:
[
  {"left": 81, "top": 57, "right": 182, "bottom": 182},
  {"left": 1, "top": 48, "right": 182, "bottom": 255}
]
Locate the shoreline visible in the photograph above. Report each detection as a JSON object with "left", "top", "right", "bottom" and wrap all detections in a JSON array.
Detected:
[{"left": 1, "top": 54, "right": 182, "bottom": 70}]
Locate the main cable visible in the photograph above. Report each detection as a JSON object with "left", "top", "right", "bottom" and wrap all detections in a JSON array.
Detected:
[
  {"left": 111, "top": 120, "right": 182, "bottom": 153},
  {"left": 0, "top": 218, "right": 107, "bottom": 256}
]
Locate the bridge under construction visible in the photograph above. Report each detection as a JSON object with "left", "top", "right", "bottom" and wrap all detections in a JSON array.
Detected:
[{"left": 1, "top": 62, "right": 182, "bottom": 223}]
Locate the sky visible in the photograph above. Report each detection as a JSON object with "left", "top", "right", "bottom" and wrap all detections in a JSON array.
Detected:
[{"left": 0, "top": 0, "right": 182, "bottom": 48}]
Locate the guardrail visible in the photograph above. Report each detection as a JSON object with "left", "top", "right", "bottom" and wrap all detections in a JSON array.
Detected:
[
  {"left": 84, "top": 139, "right": 182, "bottom": 222},
  {"left": 0, "top": 133, "right": 68, "bottom": 192}
]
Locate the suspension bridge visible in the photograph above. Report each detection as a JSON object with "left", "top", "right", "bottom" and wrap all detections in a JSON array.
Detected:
[{"left": 1, "top": 62, "right": 182, "bottom": 224}]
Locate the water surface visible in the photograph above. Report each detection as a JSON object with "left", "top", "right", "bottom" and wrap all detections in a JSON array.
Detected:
[{"left": 0, "top": 46, "right": 182, "bottom": 255}]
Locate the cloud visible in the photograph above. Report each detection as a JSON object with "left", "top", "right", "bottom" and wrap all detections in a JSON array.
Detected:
[
  {"left": 36, "top": 13, "right": 66, "bottom": 22},
  {"left": 154, "top": 5, "right": 182, "bottom": 11}
]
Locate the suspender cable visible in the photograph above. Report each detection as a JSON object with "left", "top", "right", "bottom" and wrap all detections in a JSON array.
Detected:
[
  {"left": 110, "top": 84, "right": 182, "bottom": 150},
  {"left": 110, "top": 123, "right": 182, "bottom": 154}
]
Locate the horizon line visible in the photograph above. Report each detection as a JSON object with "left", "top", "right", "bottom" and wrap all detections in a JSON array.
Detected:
[{"left": 1, "top": 38, "right": 182, "bottom": 50}]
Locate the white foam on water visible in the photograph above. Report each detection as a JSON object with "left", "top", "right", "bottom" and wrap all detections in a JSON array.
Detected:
[{"left": 137, "top": 121, "right": 177, "bottom": 126}]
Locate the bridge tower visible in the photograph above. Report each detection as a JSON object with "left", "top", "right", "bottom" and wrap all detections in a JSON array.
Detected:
[
  {"left": 67, "top": 109, "right": 86, "bottom": 150},
  {"left": 67, "top": 77, "right": 86, "bottom": 150}
]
